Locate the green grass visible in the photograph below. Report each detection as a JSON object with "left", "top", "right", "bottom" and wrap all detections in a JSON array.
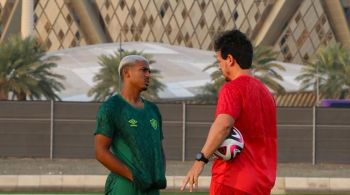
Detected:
[
  {"left": 0, "top": 193, "right": 207, "bottom": 195},
  {"left": 0, "top": 192, "right": 342, "bottom": 195},
  {"left": 1, "top": 193, "right": 342, "bottom": 195},
  {"left": 162, "top": 193, "right": 342, "bottom": 195},
  {"left": 162, "top": 193, "right": 208, "bottom": 195}
]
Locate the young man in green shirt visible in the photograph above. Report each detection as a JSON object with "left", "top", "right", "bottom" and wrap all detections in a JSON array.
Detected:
[{"left": 95, "top": 55, "right": 166, "bottom": 195}]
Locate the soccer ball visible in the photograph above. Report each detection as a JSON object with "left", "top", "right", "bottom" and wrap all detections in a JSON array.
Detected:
[{"left": 213, "top": 127, "right": 244, "bottom": 161}]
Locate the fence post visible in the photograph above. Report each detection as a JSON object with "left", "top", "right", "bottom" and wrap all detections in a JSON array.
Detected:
[
  {"left": 182, "top": 102, "right": 186, "bottom": 162},
  {"left": 50, "top": 100, "right": 54, "bottom": 159},
  {"left": 312, "top": 106, "right": 316, "bottom": 165}
]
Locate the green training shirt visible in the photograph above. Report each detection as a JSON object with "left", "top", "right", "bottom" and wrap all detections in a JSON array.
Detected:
[{"left": 95, "top": 95, "right": 166, "bottom": 192}]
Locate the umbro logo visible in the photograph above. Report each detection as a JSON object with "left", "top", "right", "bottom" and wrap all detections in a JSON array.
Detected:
[{"left": 128, "top": 119, "right": 138, "bottom": 127}]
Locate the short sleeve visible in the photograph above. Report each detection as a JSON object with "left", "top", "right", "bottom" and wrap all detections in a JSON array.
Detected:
[
  {"left": 94, "top": 104, "right": 115, "bottom": 138},
  {"left": 215, "top": 83, "right": 242, "bottom": 120}
]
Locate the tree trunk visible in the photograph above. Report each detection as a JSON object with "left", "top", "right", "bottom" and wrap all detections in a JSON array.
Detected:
[
  {"left": 0, "top": 80, "right": 7, "bottom": 100},
  {"left": 0, "top": 89, "right": 8, "bottom": 100},
  {"left": 16, "top": 91, "right": 27, "bottom": 100},
  {"left": 340, "top": 90, "right": 346, "bottom": 99}
]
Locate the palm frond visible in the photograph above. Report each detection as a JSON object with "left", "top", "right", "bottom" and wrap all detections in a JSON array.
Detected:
[
  {"left": 88, "top": 50, "right": 165, "bottom": 101},
  {"left": 195, "top": 44, "right": 286, "bottom": 103},
  {"left": 0, "top": 35, "right": 65, "bottom": 100},
  {"left": 296, "top": 42, "right": 350, "bottom": 99}
]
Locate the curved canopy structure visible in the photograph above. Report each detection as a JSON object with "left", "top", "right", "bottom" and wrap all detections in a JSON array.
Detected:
[{"left": 49, "top": 42, "right": 304, "bottom": 102}]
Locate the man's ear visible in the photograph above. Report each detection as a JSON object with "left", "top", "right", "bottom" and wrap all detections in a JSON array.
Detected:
[
  {"left": 121, "top": 67, "right": 128, "bottom": 79},
  {"left": 226, "top": 54, "right": 236, "bottom": 67}
]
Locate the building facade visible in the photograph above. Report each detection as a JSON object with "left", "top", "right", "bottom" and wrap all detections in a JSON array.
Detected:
[{"left": 1, "top": 0, "right": 350, "bottom": 64}]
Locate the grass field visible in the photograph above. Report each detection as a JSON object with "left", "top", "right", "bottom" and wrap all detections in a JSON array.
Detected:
[
  {"left": 0, "top": 193, "right": 209, "bottom": 195},
  {"left": 0, "top": 193, "right": 208, "bottom": 195},
  {"left": 162, "top": 193, "right": 208, "bottom": 195},
  {"left": 0, "top": 192, "right": 342, "bottom": 195}
]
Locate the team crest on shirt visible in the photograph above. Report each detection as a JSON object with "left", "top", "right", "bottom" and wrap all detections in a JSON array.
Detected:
[
  {"left": 150, "top": 119, "right": 158, "bottom": 130},
  {"left": 128, "top": 119, "right": 138, "bottom": 127}
]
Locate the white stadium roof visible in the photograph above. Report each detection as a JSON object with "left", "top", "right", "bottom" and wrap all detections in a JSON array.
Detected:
[{"left": 48, "top": 42, "right": 305, "bottom": 101}]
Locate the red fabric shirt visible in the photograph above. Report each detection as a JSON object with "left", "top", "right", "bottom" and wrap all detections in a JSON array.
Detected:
[{"left": 212, "top": 75, "right": 277, "bottom": 195}]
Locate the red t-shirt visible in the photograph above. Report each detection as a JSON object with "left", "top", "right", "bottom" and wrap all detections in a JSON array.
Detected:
[{"left": 212, "top": 75, "right": 277, "bottom": 195}]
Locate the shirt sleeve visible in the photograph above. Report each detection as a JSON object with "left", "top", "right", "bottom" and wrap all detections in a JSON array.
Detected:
[
  {"left": 215, "top": 83, "right": 242, "bottom": 120},
  {"left": 94, "top": 103, "right": 115, "bottom": 138}
]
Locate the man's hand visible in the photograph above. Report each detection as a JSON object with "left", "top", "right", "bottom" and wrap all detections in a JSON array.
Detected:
[{"left": 180, "top": 161, "right": 205, "bottom": 192}]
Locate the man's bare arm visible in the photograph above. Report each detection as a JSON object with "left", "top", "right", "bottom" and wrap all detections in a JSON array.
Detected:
[
  {"left": 181, "top": 114, "right": 234, "bottom": 192},
  {"left": 95, "top": 134, "right": 133, "bottom": 181},
  {"left": 201, "top": 114, "right": 234, "bottom": 158}
]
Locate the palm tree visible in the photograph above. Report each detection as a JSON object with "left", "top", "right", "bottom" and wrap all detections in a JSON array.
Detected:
[
  {"left": 0, "top": 35, "right": 65, "bottom": 100},
  {"left": 252, "top": 45, "right": 286, "bottom": 94},
  {"left": 195, "top": 62, "right": 226, "bottom": 103},
  {"left": 196, "top": 45, "right": 286, "bottom": 102},
  {"left": 88, "top": 50, "right": 165, "bottom": 101},
  {"left": 296, "top": 42, "right": 350, "bottom": 99}
]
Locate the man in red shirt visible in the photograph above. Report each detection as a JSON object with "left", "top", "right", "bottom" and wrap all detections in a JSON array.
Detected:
[{"left": 181, "top": 29, "right": 277, "bottom": 195}]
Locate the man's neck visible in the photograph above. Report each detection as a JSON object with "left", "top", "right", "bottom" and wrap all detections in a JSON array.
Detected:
[
  {"left": 231, "top": 69, "right": 251, "bottom": 80},
  {"left": 120, "top": 87, "right": 143, "bottom": 106}
]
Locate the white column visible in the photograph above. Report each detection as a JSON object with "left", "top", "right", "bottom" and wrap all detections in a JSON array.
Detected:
[{"left": 21, "top": 0, "right": 34, "bottom": 38}]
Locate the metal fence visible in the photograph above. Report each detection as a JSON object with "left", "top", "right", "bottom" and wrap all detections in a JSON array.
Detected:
[{"left": 0, "top": 101, "right": 349, "bottom": 163}]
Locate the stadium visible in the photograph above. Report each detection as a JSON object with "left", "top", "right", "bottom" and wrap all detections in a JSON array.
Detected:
[{"left": 0, "top": 0, "right": 350, "bottom": 194}]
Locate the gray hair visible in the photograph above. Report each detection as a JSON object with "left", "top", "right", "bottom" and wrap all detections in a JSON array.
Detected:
[{"left": 118, "top": 55, "right": 149, "bottom": 76}]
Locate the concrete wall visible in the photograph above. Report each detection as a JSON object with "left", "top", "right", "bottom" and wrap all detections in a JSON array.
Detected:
[{"left": 0, "top": 101, "right": 349, "bottom": 163}]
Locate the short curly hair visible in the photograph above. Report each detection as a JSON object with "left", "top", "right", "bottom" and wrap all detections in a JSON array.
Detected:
[{"left": 214, "top": 29, "right": 253, "bottom": 69}]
